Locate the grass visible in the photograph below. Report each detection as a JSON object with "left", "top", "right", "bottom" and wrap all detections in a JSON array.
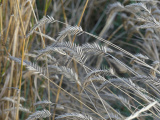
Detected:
[{"left": 1, "top": 0, "right": 160, "bottom": 120}]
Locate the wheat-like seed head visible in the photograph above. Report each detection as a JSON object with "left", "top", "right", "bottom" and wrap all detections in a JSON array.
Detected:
[
  {"left": 34, "top": 100, "right": 52, "bottom": 106},
  {"left": 56, "top": 25, "right": 83, "bottom": 41},
  {"left": 82, "top": 43, "right": 113, "bottom": 55},
  {"left": 26, "top": 16, "right": 55, "bottom": 38},
  {"left": 26, "top": 109, "right": 51, "bottom": 120},
  {"left": 55, "top": 112, "right": 93, "bottom": 120},
  {"left": 4, "top": 107, "right": 31, "bottom": 114}
]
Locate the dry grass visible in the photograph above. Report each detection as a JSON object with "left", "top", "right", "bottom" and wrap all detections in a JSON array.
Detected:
[{"left": 1, "top": 0, "right": 160, "bottom": 120}]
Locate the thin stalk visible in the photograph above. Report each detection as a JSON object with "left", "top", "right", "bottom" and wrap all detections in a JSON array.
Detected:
[
  {"left": 71, "top": 0, "right": 89, "bottom": 110},
  {"left": 0, "top": 4, "right": 3, "bottom": 82},
  {"left": 5, "top": 19, "right": 19, "bottom": 120},
  {"left": 15, "top": 0, "right": 26, "bottom": 119},
  {"left": 44, "top": 1, "right": 51, "bottom": 119}
]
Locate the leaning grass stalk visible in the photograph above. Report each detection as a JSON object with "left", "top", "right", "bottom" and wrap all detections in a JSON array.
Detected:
[
  {"left": 5, "top": 20, "right": 20, "bottom": 120},
  {"left": 60, "top": 0, "right": 67, "bottom": 23},
  {"left": 90, "top": 81, "right": 112, "bottom": 119},
  {"left": 24, "top": 0, "right": 35, "bottom": 32},
  {"left": 125, "top": 101, "right": 157, "bottom": 120},
  {"left": 44, "top": 1, "right": 51, "bottom": 119},
  {"left": 52, "top": 58, "right": 72, "bottom": 120},
  {"left": 29, "top": 1, "right": 50, "bottom": 117},
  {"left": 72, "top": 0, "right": 89, "bottom": 110},
  {"left": 15, "top": 0, "right": 26, "bottom": 119},
  {"left": 52, "top": 75, "right": 64, "bottom": 120},
  {"left": 29, "top": 2, "right": 50, "bottom": 117},
  {"left": 47, "top": 65, "right": 50, "bottom": 119},
  {"left": 44, "top": 0, "right": 52, "bottom": 15},
  {"left": 72, "top": 0, "right": 89, "bottom": 44},
  {"left": 60, "top": 0, "right": 72, "bottom": 42},
  {"left": 0, "top": 4, "right": 3, "bottom": 41},
  {"left": 4, "top": 0, "right": 8, "bottom": 27},
  {"left": 28, "top": 0, "right": 45, "bottom": 48},
  {"left": 29, "top": 77, "right": 35, "bottom": 112},
  {"left": 1, "top": 5, "right": 15, "bottom": 87},
  {"left": 0, "top": 4, "right": 3, "bottom": 82},
  {"left": 4, "top": 15, "right": 13, "bottom": 47},
  {"left": 108, "top": 24, "right": 123, "bottom": 41},
  {"left": 24, "top": 0, "right": 35, "bottom": 52}
]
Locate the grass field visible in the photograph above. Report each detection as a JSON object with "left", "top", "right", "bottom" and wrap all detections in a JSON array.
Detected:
[{"left": 1, "top": 0, "right": 160, "bottom": 120}]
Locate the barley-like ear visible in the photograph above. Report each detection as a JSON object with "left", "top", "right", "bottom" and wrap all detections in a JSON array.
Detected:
[
  {"left": 82, "top": 42, "right": 113, "bottom": 55},
  {"left": 98, "top": 77, "right": 147, "bottom": 93},
  {"left": 81, "top": 69, "right": 113, "bottom": 92},
  {"left": 58, "top": 42, "right": 86, "bottom": 64},
  {"left": 104, "top": 92, "right": 131, "bottom": 108},
  {"left": 26, "top": 109, "right": 51, "bottom": 120},
  {"left": 125, "top": 3, "right": 150, "bottom": 14},
  {"left": 59, "top": 66, "right": 81, "bottom": 86},
  {"left": 98, "top": 78, "right": 125, "bottom": 91},
  {"left": 36, "top": 41, "right": 86, "bottom": 64},
  {"left": 33, "top": 52, "right": 57, "bottom": 62},
  {"left": 4, "top": 107, "right": 31, "bottom": 114},
  {"left": 138, "top": 23, "right": 158, "bottom": 29},
  {"left": 83, "top": 76, "right": 106, "bottom": 88},
  {"left": 1, "top": 97, "right": 16, "bottom": 103},
  {"left": 34, "top": 100, "right": 52, "bottom": 106},
  {"left": 56, "top": 25, "right": 83, "bottom": 41},
  {"left": 9, "top": 55, "right": 29, "bottom": 66},
  {"left": 36, "top": 45, "right": 67, "bottom": 59},
  {"left": 125, "top": 101, "right": 157, "bottom": 120},
  {"left": 11, "top": 97, "right": 26, "bottom": 102},
  {"left": 9, "top": 55, "right": 46, "bottom": 76},
  {"left": 51, "top": 103, "right": 64, "bottom": 110},
  {"left": 26, "top": 62, "right": 46, "bottom": 76},
  {"left": 145, "top": 28, "right": 154, "bottom": 38},
  {"left": 84, "top": 69, "right": 113, "bottom": 81},
  {"left": 128, "top": 79, "right": 148, "bottom": 93},
  {"left": 55, "top": 112, "right": 93, "bottom": 120},
  {"left": 49, "top": 65, "right": 81, "bottom": 86},
  {"left": 26, "top": 16, "right": 55, "bottom": 38},
  {"left": 132, "top": 76, "right": 160, "bottom": 87}
]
